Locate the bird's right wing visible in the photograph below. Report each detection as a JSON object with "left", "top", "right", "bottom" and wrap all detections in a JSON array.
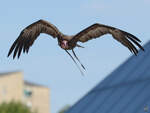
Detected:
[{"left": 8, "top": 19, "right": 63, "bottom": 59}]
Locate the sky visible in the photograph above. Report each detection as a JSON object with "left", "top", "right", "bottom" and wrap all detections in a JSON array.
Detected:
[{"left": 0, "top": 0, "right": 150, "bottom": 113}]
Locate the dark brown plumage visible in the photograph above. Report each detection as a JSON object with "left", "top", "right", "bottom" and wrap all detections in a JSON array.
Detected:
[
  {"left": 69, "top": 23, "right": 144, "bottom": 54},
  {"left": 8, "top": 19, "right": 144, "bottom": 75}
]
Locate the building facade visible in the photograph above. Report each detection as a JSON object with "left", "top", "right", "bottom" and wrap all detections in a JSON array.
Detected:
[{"left": 0, "top": 71, "right": 50, "bottom": 113}]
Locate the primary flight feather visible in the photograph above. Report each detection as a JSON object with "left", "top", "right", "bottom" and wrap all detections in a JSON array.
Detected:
[{"left": 8, "top": 19, "right": 144, "bottom": 75}]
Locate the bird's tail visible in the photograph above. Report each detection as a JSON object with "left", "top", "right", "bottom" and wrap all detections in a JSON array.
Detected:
[{"left": 76, "top": 44, "right": 84, "bottom": 48}]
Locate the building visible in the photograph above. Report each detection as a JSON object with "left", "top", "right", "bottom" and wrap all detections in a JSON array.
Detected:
[
  {"left": 65, "top": 41, "right": 150, "bottom": 113},
  {"left": 0, "top": 71, "right": 50, "bottom": 113}
]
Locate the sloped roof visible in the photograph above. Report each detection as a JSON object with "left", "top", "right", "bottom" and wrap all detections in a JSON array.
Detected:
[{"left": 65, "top": 41, "right": 150, "bottom": 113}]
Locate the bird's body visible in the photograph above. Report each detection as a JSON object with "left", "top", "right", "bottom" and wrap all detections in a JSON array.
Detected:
[
  {"left": 57, "top": 35, "right": 74, "bottom": 50},
  {"left": 8, "top": 19, "right": 144, "bottom": 75}
]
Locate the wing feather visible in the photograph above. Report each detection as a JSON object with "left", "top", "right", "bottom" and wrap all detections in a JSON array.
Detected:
[
  {"left": 8, "top": 19, "right": 62, "bottom": 58},
  {"left": 69, "top": 23, "right": 144, "bottom": 55}
]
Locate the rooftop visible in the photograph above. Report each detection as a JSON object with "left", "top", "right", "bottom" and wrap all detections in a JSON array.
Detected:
[
  {"left": 0, "top": 71, "right": 47, "bottom": 88},
  {"left": 65, "top": 41, "right": 150, "bottom": 113}
]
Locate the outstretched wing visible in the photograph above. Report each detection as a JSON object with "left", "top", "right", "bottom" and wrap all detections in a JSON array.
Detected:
[
  {"left": 69, "top": 23, "right": 144, "bottom": 55},
  {"left": 8, "top": 19, "right": 63, "bottom": 59}
]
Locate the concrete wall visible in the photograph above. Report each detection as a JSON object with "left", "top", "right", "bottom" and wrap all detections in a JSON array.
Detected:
[
  {"left": 0, "top": 72, "right": 23, "bottom": 103},
  {"left": 24, "top": 85, "right": 50, "bottom": 113},
  {"left": 0, "top": 71, "right": 50, "bottom": 113}
]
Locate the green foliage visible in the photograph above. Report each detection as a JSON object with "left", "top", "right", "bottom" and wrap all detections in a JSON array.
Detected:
[
  {"left": 58, "top": 105, "right": 71, "bottom": 113},
  {"left": 0, "top": 101, "right": 35, "bottom": 113}
]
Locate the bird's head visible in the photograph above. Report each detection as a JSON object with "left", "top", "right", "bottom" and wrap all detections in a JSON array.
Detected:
[{"left": 60, "top": 40, "right": 69, "bottom": 49}]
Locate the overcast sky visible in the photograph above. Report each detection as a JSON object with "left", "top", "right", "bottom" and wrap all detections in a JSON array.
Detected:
[{"left": 0, "top": 0, "right": 150, "bottom": 113}]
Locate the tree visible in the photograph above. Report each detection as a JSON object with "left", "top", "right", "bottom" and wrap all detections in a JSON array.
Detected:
[{"left": 0, "top": 101, "right": 35, "bottom": 113}]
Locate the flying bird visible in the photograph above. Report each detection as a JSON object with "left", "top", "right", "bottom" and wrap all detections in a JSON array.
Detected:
[{"left": 8, "top": 19, "right": 144, "bottom": 75}]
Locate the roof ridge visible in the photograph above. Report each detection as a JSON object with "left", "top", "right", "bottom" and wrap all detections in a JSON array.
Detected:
[
  {"left": 0, "top": 71, "right": 22, "bottom": 77},
  {"left": 24, "top": 80, "right": 48, "bottom": 88}
]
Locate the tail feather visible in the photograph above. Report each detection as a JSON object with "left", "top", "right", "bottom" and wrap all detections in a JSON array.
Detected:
[{"left": 76, "top": 44, "right": 84, "bottom": 48}]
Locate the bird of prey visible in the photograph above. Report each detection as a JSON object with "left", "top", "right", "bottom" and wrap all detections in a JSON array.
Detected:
[{"left": 8, "top": 19, "right": 144, "bottom": 75}]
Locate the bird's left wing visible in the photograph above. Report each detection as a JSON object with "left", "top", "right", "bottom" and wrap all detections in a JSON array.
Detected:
[
  {"left": 8, "top": 19, "right": 63, "bottom": 59},
  {"left": 69, "top": 23, "right": 144, "bottom": 55}
]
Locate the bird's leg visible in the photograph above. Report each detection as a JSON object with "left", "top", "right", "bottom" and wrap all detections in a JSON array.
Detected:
[
  {"left": 72, "top": 49, "right": 86, "bottom": 70},
  {"left": 65, "top": 50, "right": 84, "bottom": 76}
]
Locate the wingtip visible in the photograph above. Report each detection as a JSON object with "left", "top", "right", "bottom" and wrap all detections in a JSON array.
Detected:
[
  {"left": 7, "top": 54, "right": 10, "bottom": 58},
  {"left": 17, "top": 55, "right": 21, "bottom": 59},
  {"left": 13, "top": 53, "right": 16, "bottom": 59},
  {"left": 7, "top": 51, "right": 12, "bottom": 58},
  {"left": 141, "top": 47, "right": 145, "bottom": 51},
  {"left": 7, "top": 51, "right": 11, "bottom": 57},
  {"left": 136, "top": 38, "right": 141, "bottom": 42}
]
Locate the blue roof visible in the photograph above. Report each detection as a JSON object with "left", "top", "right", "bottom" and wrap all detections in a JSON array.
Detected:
[{"left": 65, "top": 41, "right": 150, "bottom": 113}]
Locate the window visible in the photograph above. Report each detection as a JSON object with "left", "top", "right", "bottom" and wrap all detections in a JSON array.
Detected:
[{"left": 24, "top": 89, "right": 32, "bottom": 98}]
